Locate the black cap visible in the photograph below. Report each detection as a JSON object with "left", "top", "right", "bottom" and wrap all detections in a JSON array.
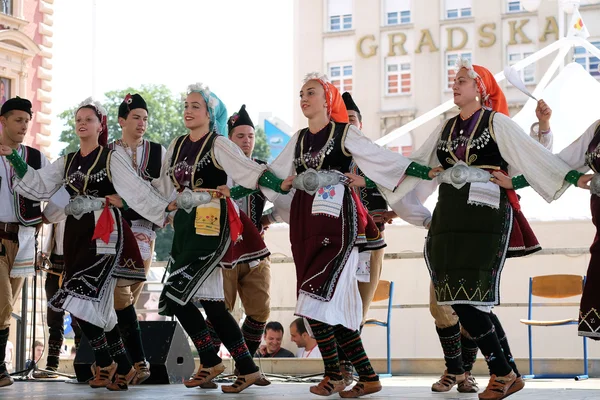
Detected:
[
  {"left": 342, "top": 92, "right": 360, "bottom": 115},
  {"left": 227, "top": 104, "right": 254, "bottom": 134},
  {"left": 118, "top": 93, "right": 148, "bottom": 119},
  {"left": 1, "top": 97, "right": 32, "bottom": 117}
]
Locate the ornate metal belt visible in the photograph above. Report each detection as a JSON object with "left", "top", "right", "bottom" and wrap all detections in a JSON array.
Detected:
[
  {"left": 176, "top": 188, "right": 217, "bottom": 213},
  {"left": 438, "top": 161, "right": 492, "bottom": 189},
  {"left": 591, "top": 174, "right": 600, "bottom": 197},
  {"left": 64, "top": 196, "right": 105, "bottom": 220},
  {"left": 292, "top": 168, "right": 349, "bottom": 196}
]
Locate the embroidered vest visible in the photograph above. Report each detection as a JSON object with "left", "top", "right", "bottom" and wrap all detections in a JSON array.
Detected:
[
  {"left": 64, "top": 147, "right": 116, "bottom": 198},
  {"left": 14, "top": 146, "right": 43, "bottom": 226},
  {"left": 108, "top": 140, "right": 163, "bottom": 223},
  {"left": 585, "top": 122, "right": 600, "bottom": 172},
  {"left": 436, "top": 109, "right": 508, "bottom": 171},
  {"left": 168, "top": 132, "right": 227, "bottom": 190},
  {"left": 293, "top": 122, "right": 352, "bottom": 174}
]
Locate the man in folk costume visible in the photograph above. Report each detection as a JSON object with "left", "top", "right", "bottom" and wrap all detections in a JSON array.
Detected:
[
  {"left": 105, "top": 93, "right": 166, "bottom": 384},
  {"left": 203, "top": 104, "right": 272, "bottom": 388},
  {"left": 0, "top": 97, "right": 49, "bottom": 387}
]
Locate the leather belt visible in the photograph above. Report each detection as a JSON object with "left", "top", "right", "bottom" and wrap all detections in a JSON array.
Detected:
[{"left": 0, "top": 222, "right": 19, "bottom": 242}]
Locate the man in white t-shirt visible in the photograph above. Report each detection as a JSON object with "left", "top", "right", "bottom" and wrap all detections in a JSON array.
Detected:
[{"left": 290, "top": 318, "right": 321, "bottom": 359}]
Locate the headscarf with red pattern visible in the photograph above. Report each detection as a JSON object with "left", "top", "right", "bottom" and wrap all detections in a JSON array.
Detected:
[{"left": 303, "top": 72, "right": 349, "bottom": 123}]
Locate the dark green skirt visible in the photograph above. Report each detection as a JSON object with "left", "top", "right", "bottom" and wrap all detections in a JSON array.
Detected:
[
  {"left": 426, "top": 183, "right": 512, "bottom": 306},
  {"left": 158, "top": 201, "right": 230, "bottom": 316}
]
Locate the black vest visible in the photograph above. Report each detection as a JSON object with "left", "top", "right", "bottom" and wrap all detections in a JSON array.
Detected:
[
  {"left": 169, "top": 133, "right": 227, "bottom": 190},
  {"left": 240, "top": 158, "right": 267, "bottom": 231},
  {"left": 437, "top": 109, "right": 508, "bottom": 171},
  {"left": 64, "top": 147, "right": 116, "bottom": 197},
  {"left": 14, "top": 146, "right": 43, "bottom": 226},
  {"left": 108, "top": 140, "right": 162, "bottom": 222},
  {"left": 294, "top": 122, "right": 352, "bottom": 174},
  {"left": 585, "top": 122, "right": 600, "bottom": 173}
]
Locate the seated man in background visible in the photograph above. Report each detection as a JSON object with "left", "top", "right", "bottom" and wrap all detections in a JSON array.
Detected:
[
  {"left": 290, "top": 318, "right": 321, "bottom": 359},
  {"left": 255, "top": 321, "right": 295, "bottom": 358}
]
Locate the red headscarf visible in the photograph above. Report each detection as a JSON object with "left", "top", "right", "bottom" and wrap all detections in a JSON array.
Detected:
[
  {"left": 456, "top": 60, "right": 509, "bottom": 116},
  {"left": 303, "top": 72, "right": 349, "bottom": 123}
]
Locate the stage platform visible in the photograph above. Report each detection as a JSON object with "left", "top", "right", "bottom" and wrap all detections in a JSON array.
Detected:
[{"left": 1, "top": 376, "right": 599, "bottom": 399}]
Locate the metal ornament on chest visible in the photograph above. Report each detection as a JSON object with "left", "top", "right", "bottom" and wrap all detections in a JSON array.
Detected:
[
  {"left": 438, "top": 128, "right": 492, "bottom": 152},
  {"left": 66, "top": 169, "right": 108, "bottom": 184},
  {"left": 295, "top": 138, "right": 335, "bottom": 169}
]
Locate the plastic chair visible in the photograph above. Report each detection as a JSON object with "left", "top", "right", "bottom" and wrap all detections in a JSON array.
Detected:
[
  {"left": 364, "top": 280, "right": 394, "bottom": 377},
  {"left": 519, "top": 274, "right": 588, "bottom": 380}
]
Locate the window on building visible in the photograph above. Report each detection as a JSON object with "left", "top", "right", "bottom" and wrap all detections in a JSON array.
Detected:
[
  {"left": 0, "top": 0, "right": 12, "bottom": 16},
  {"left": 446, "top": 52, "right": 472, "bottom": 89},
  {"left": 445, "top": 0, "right": 472, "bottom": 19},
  {"left": 328, "top": 0, "right": 353, "bottom": 31},
  {"left": 574, "top": 41, "right": 600, "bottom": 80},
  {"left": 0, "top": 77, "right": 10, "bottom": 134},
  {"left": 329, "top": 64, "right": 353, "bottom": 93},
  {"left": 386, "top": 58, "right": 411, "bottom": 95},
  {"left": 507, "top": 0, "right": 523, "bottom": 13},
  {"left": 507, "top": 50, "right": 536, "bottom": 84},
  {"left": 384, "top": 0, "right": 411, "bottom": 25}
]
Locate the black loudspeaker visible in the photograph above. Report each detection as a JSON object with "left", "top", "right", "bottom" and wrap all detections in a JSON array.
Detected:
[{"left": 74, "top": 320, "right": 195, "bottom": 384}]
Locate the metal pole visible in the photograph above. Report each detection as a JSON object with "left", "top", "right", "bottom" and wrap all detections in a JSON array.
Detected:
[
  {"left": 17, "top": 278, "right": 28, "bottom": 372},
  {"left": 91, "top": 0, "right": 97, "bottom": 98}
]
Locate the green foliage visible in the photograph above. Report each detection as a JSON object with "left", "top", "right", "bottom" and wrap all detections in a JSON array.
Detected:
[{"left": 253, "top": 126, "right": 271, "bottom": 162}]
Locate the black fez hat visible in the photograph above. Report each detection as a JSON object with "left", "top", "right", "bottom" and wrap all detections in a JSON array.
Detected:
[
  {"left": 227, "top": 104, "right": 254, "bottom": 133},
  {"left": 118, "top": 93, "right": 148, "bottom": 119},
  {"left": 342, "top": 92, "right": 360, "bottom": 115},
  {"left": 1, "top": 97, "right": 32, "bottom": 117}
]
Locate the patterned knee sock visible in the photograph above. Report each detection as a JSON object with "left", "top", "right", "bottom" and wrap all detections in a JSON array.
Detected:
[
  {"left": 205, "top": 319, "right": 222, "bottom": 353},
  {"left": 436, "top": 323, "right": 464, "bottom": 375},
  {"left": 105, "top": 325, "right": 132, "bottom": 375},
  {"left": 489, "top": 312, "right": 519, "bottom": 377},
  {"left": 202, "top": 301, "right": 257, "bottom": 375},
  {"left": 460, "top": 330, "right": 479, "bottom": 373},
  {"left": 241, "top": 317, "right": 265, "bottom": 357},
  {"left": 116, "top": 304, "right": 146, "bottom": 364},
  {"left": 46, "top": 338, "right": 62, "bottom": 369},
  {"left": 452, "top": 306, "right": 512, "bottom": 377},
  {"left": 173, "top": 301, "right": 222, "bottom": 368},
  {"left": 308, "top": 319, "right": 342, "bottom": 381},
  {"left": 0, "top": 328, "right": 8, "bottom": 373},
  {"left": 333, "top": 325, "right": 378, "bottom": 382},
  {"left": 337, "top": 343, "right": 350, "bottom": 362},
  {"left": 76, "top": 319, "right": 112, "bottom": 368}
]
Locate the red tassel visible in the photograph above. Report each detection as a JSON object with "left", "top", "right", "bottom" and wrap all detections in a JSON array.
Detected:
[
  {"left": 498, "top": 170, "right": 521, "bottom": 213},
  {"left": 226, "top": 198, "right": 243, "bottom": 243},
  {"left": 350, "top": 189, "right": 368, "bottom": 232},
  {"left": 91, "top": 197, "right": 115, "bottom": 244}
]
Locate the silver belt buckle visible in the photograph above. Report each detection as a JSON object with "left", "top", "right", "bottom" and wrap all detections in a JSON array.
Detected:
[
  {"left": 177, "top": 188, "right": 213, "bottom": 213},
  {"left": 65, "top": 197, "right": 104, "bottom": 220},
  {"left": 591, "top": 174, "right": 600, "bottom": 197},
  {"left": 292, "top": 168, "right": 344, "bottom": 196},
  {"left": 439, "top": 161, "right": 491, "bottom": 189}
]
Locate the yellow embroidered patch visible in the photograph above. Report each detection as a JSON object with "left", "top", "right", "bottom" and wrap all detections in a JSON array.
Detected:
[{"left": 194, "top": 199, "right": 221, "bottom": 236}]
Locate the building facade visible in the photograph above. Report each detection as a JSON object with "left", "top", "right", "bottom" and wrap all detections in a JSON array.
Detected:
[
  {"left": 0, "top": 0, "right": 53, "bottom": 157},
  {"left": 293, "top": 0, "right": 600, "bottom": 152}
]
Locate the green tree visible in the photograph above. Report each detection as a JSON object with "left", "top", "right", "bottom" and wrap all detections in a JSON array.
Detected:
[
  {"left": 154, "top": 224, "right": 174, "bottom": 262},
  {"left": 253, "top": 126, "right": 271, "bottom": 161},
  {"left": 58, "top": 84, "right": 185, "bottom": 155}
]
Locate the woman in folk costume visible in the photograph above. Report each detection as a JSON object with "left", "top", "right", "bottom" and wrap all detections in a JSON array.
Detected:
[
  {"left": 150, "top": 83, "right": 288, "bottom": 393},
  {"left": 0, "top": 98, "right": 174, "bottom": 391},
  {"left": 257, "top": 72, "right": 439, "bottom": 398},
  {"left": 385, "top": 59, "right": 585, "bottom": 400}
]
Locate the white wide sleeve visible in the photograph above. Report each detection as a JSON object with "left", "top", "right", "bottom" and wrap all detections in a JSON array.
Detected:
[
  {"left": 529, "top": 122, "right": 553, "bottom": 151},
  {"left": 151, "top": 137, "right": 177, "bottom": 199},
  {"left": 110, "top": 151, "right": 169, "bottom": 226},
  {"left": 493, "top": 113, "right": 572, "bottom": 202},
  {"left": 556, "top": 120, "right": 599, "bottom": 173},
  {"left": 378, "top": 121, "right": 446, "bottom": 206},
  {"left": 389, "top": 189, "right": 432, "bottom": 228},
  {"left": 344, "top": 125, "right": 411, "bottom": 191},
  {"left": 42, "top": 187, "right": 70, "bottom": 224},
  {"left": 213, "top": 136, "right": 267, "bottom": 188},
  {"left": 14, "top": 156, "right": 66, "bottom": 201}
]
